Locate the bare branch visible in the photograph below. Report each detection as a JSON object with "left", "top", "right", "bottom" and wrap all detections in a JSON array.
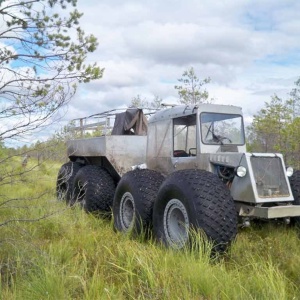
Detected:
[
  {"left": 0, "top": 208, "right": 68, "bottom": 227},
  {"left": 0, "top": 0, "right": 103, "bottom": 143}
]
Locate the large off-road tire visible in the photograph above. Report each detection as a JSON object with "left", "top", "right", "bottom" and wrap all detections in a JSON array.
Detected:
[
  {"left": 56, "top": 162, "right": 82, "bottom": 203},
  {"left": 289, "top": 170, "right": 300, "bottom": 226},
  {"left": 152, "top": 169, "right": 238, "bottom": 252},
  {"left": 113, "top": 169, "right": 164, "bottom": 234},
  {"left": 71, "top": 165, "right": 116, "bottom": 214}
]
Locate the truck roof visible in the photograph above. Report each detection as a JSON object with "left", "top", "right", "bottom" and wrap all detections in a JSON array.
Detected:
[{"left": 148, "top": 103, "right": 243, "bottom": 124}]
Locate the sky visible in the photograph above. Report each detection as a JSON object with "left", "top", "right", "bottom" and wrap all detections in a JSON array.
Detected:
[
  {"left": 2, "top": 0, "right": 300, "bottom": 146},
  {"left": 60, "top": 0, "right": 300, "bottom": 127}
]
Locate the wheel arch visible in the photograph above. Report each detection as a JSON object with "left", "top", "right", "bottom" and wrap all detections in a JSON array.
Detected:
[{"left": 69, "top": 155, "right": 121, "bottom": 184}]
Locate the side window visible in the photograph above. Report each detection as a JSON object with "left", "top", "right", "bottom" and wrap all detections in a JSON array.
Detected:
[{"left": 173, "top": 114, "right": 197, "bottom": 157}]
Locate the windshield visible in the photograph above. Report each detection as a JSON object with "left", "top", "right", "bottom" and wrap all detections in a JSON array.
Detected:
[{"left": 201, "top": 113, "right": 245, "bottom": 145}]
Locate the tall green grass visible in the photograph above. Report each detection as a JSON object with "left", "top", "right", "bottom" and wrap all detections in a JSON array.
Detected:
[{"left": 1, "top": 159, "right": 300, "bottom": 299}]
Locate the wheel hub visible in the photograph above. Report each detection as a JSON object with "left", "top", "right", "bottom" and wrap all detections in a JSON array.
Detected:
[
  {"left": 163, "top": 198, "right": 189, "bottom": 248},
  {"left": 120, "top": 192, "right": 135, "bottom": 231}
]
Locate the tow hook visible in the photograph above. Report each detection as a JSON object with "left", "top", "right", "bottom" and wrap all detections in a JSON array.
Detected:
[{"left": 242, "top": 217, "right": 251, "bottom": 228}]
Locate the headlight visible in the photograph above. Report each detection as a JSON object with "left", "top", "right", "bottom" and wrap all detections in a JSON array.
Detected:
[
  {"left": 286, "top": 167, "right": 293, "bottom": 177},
  {"left": 235, "top": 166, "right": 247, "bottom": 178}
]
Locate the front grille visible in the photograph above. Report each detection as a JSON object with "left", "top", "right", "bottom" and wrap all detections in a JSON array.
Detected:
[{"left": 250, "top": 156, "right": 290, "bottom": 198}]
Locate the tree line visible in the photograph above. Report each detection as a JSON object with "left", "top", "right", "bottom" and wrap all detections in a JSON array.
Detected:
[
  {"left": 3, "top": 66, "right": 300, "bottom": 171},
  {"left": 248, "top": 78, "right": 300, "bottom": 168}
]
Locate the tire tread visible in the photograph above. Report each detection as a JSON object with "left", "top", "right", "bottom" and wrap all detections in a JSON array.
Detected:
[
  {"left": 72, "top": 165, "right": 116, "bottom": 213},
  {"left": 153, "top": 169, "right": 238, "bottom": 252}
]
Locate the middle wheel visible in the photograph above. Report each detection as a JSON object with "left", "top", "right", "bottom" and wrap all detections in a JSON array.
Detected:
[
  {"left": 113, "top": 169, "right": 164, "bottom": 234},
  {"left": 71, "top": 165, "right": 116, "bottom": 213}
]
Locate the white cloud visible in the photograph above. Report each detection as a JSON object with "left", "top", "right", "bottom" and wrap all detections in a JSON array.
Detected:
[{"left": 124, "top": 22, "right": 262, "bottom": 67}]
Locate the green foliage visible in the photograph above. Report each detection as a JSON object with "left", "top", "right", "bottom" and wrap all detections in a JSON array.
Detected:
[
  {"left": 290, "top": 77, "right": 300, "bottom": 118},
  {"left": 284, "top": 118, "right": 300, "bottom": 168},
  {"left": 247, "top": 79, "right": 300, "bottom": 168},
  {"left": 0, "top": 140, "right": 7, "bottom": 157},
  {"left": 130, "top": 94, "right": 163, "bottom": 109},
  {"left": 175, "top": 67, "right": 212, "bottom": 105},
  {"left": 1, "top": 163, "right": 300, "bottom": 299},
  {"left": 0, "top": 0, "right": 103, "bottom": 142},
  {"left": 247, "top": 95, "right": 292, "bottom": 152}
]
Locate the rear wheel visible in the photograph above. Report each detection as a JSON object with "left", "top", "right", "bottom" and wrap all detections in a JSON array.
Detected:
[
  {"left": 113, "top": 169, "right": 164, "bottom": 234},
  {"left": 56, "top": 162, "right": 82, "bottom": 203},
  {"left": 72, "top": 165, "right": 116, "bottom": 214},
  {"left": 289, "top": 170, "right": 300, "bottom": 226},
  {"left": 153, "top": 169, "right": 238, "bottom": 252}
]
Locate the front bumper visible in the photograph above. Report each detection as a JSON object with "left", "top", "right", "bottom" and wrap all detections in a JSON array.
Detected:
[{"left": 236, "top": 203, "right": 300, "bottom": 219}]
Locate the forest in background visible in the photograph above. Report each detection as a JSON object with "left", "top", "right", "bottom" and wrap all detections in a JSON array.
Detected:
[{"left": 3, "top": 75, "right": 300, "bottom": 169}]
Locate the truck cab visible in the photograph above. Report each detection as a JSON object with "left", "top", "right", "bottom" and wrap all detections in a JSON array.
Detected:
[
  {"left": 147, "top": 104, "right": 245, "bottom": 174},
  {"left": 146, "top": 104, "right": 300, "bottom": 222}
]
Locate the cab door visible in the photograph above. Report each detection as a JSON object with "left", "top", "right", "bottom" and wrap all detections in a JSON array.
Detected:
[{"left": 171, "top": 114, "right": 198, "bottom": 171}]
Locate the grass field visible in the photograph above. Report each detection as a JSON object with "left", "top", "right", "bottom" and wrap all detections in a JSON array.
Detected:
[{"left": 1, "top": 159, "right": 300, "bottom": 299}]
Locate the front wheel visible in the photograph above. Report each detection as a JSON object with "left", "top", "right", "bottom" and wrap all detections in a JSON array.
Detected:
[{"left": 153, "top": 169, "right": 238, "bottom": 252}]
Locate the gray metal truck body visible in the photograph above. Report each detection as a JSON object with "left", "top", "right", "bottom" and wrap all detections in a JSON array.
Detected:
[{"left": 66, "top": 104, "right": 300, "bottom": 221}]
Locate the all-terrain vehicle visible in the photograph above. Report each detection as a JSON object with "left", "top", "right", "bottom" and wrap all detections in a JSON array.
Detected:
[{"left": 57, "top": 104, "right": 300, "bottom": 251}]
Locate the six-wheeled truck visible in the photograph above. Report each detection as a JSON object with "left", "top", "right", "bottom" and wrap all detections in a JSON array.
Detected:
[{"left": 57, "top": 104, "right": 300, "bottom": 251}]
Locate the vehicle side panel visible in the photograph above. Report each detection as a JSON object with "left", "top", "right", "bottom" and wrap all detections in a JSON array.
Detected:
[{"left": 67, "top": 136, "right": 147, "bottom": 176}]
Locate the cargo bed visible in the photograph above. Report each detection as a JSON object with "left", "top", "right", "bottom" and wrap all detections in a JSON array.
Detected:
[{"left": 67, "top": 136, "right": 147, "bottom": 176}]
